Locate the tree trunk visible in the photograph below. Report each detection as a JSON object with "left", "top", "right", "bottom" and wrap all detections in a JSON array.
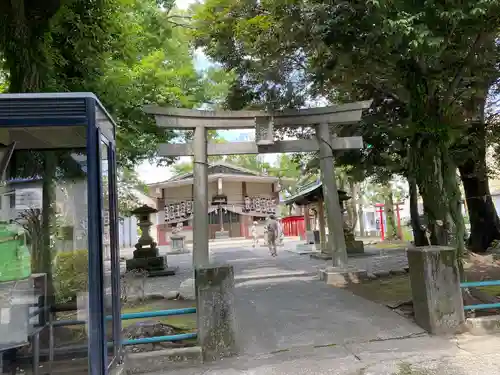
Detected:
[
  {"left": 347, "top": 181, "right": 358, "bottom": 232},
  {"left": 442, "top": 147, "right": 466, "bottom": 277},
  {"left": 457, "top": 117, "right": 500, "bottom": 253},
  {"left": 3, "top": 3, "right": 47, "bottom": 93},
  {"left": 459, "top": 161, "right": 500, "bottom": 252},
  {"left": 411, "top": 136, "right": 449, "bottom": 245},
  {"left": 357, "top": 191, "right": 365, "bottom": 237},
  {"left": 383, "top": 185, "right": 398, "bottom": 239},
  {"left": 407, "top": 174, "right": 427, "bottom": 246}
]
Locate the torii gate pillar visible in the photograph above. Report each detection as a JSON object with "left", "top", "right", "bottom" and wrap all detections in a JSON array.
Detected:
[
  {"left": 317, "top": 123, "right": 348, "bottom": 267},
  {"left": 193, "top": 126, "right": 209, "bottom": 267}
]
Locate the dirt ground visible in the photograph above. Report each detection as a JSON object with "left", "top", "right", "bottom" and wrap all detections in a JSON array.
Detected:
[{"left": 345, "top": 251, "right": 500, "bottom": 313}]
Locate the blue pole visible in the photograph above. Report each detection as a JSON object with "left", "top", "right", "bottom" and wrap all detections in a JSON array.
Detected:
[
  {"left": 119, "top": 308, "right": 197, "bottom": 320},
  {"left": 460, "top": 280, "right": 500, "bottom": 288},
  {"left": 122, "top": 332, "right": 198, "bottom": 346},
  {"left": 464, "top": 302, "right": 500, "bottom": 311}
]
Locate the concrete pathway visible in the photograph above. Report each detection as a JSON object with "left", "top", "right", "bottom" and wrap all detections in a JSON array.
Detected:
[
  {"left": 151, "top": 334, "right": 500, "bottom": 374},
  {"left": 126, "top": 241, "right": 500, "bottom": 374},
  {"left": 137, "top": 242, "right": 500, "bottom": 374},
  {"left": 224, "top": 247, "right": 423, "bottom": 356},
  {"left": 139, "top": 242, "right": 473, "bottom": 374}
]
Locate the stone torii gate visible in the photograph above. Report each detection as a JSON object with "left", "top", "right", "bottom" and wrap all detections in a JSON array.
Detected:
[{"left": 144, "top": 101, "right": 371, "bottom": 271}]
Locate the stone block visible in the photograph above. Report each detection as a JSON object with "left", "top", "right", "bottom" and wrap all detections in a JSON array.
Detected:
[
  {"left": 133, "top": 247, "right": 159, "bottom": 259},
  {"left": 126, "top": 255, "right": 167, "bottom": 272},
  {"left": 466, "top": 316, "right": 500, "bottom": 335},
  {"left": 215, "top": 231, "right": 230, "bottom": 239},
  {"left": 406, "top": 246, "right": 465, "bottom": 335},
  {"left": 170, "top": 235, "right": 185, "bottom": 251},
  {"left": 179, "top": 278, "right": 196, "bottom": 300},
  {"left": 305, "top": 231, "right": 315, "bottom": 244},
  {"left": 318, "top": 266, "right": 367, "bottom": 287},
  {"left": 289, "top": 244, "right": 314, "bottom": 254},
  {"left": 125, "top": 346, "right": 202, "bottom": 374},
  {"left": 346, "top": 240, "right": 364, "bottom": 254},
  {"left": 195, "top": 264, "right": 238, "bottom": 361},
  {"left": 310, "top": 252, "right": 332, "bottom": 260},
  {"left": 147, "top": 267, "right": 177, "bottom": 277}
]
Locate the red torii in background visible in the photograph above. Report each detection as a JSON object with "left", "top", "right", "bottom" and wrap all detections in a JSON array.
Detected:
[{"left": 375, "top": 202, "right": 403, "bottom": 241}]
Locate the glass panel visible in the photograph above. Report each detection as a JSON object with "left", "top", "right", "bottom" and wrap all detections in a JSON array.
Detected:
[
  {"left": 0, "top": 126, "right": 90, "bottom": 373},
  {"left": 100, "top": 140, "right": 114, "bottom": 363}
]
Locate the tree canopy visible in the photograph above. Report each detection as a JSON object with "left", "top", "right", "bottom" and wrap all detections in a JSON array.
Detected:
[
  {"left": 191, "top": 0, "right": 500, "bottom": 253},
  {"left": 0, "top": 0, "right": 233, "bottom": 167}
]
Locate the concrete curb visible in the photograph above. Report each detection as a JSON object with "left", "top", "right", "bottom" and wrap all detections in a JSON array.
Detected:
[
  {"left": 466, "top": 315, "right": 500, "bottom": 335},
  {"left": 285, "top": 244, "right": 315, "bottom": 255},
  {"left": 366, "top": 267, "right": 410, "bottom": 280},
  {"left": 125, "top": 346, "right": 202, "bottom": 374},
  {"left": 235, "top": 270, "right": 318, "bottom": 282},
  {"left": 319, "top": 267, "right": 368, "bottom": 286}
]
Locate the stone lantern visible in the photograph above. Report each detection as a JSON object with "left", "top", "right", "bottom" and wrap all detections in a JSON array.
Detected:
[
  {"left": 126, "top": 204, "right": 176, "bottom": 276},
  {"left": 170, "top": 222, "right": 187, "bottom": 253}
]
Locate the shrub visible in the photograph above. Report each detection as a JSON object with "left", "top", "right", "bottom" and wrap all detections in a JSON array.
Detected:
[{"left": 53, "top": 249, "right": 89, "bottom": 304}]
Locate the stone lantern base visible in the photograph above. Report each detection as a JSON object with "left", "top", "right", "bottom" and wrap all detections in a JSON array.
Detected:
[{"left": 125, "top": 247, "right": 177, "bottom": 277}]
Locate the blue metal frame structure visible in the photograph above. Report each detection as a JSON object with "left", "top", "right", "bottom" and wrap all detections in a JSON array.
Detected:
[{"left": 0, "top": 92, "right": 122, "bottom": 375}]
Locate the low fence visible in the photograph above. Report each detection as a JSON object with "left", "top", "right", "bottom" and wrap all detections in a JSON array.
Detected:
[
  {"left": 460, "top": 280, "right": 500, "bottom": 311},
  {"left": 48, "top": 307, "right": 197, "bottom": 360}
]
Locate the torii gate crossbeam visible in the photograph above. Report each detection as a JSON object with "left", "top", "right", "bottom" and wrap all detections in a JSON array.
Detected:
[{"left": 145, "top": 101, "right": 372, "bottom": 269}]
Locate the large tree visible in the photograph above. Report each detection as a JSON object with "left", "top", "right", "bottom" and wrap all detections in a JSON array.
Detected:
[
  {"left": 0, "top": 0, "right": 230, "bottom": 166},
  {"left": 0, "top": 0, "right": 232, "bottom": 304},
  {"left": 191, "top": 0, "right": 500, "bottom": 253}
]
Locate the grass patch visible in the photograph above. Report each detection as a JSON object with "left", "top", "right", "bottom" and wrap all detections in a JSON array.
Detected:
[
  {"left": 402, "top": 227, "right": 413, "bottom": 242},
  {"left": 344, "top": 274, "right": 412, "bottom": 305},
  {"left": 393, "top": 363, "right": 431, "bottom": 375},
  {"left": 476, "top": 285, "right": 500, "bottom": 299},
  {"left": 55, "top": 299, "right": 197, "bottom": 338},
  {"left": 313, "top": 343, "right": 337, "bottom": 348}
]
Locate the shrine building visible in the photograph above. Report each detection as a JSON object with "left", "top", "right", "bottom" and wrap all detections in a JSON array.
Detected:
[{"left": 148, "top": 162, "right": 291, "bottom": 244}]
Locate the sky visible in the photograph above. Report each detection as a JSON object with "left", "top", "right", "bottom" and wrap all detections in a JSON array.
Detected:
[{"left": 136, "top": 0, "right": 280, "bottom": 184}]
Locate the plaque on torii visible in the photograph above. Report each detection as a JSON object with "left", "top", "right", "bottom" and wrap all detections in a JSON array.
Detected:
[
  {"left": 144, "top": 101, "right": 372, "bottom": 268},
  {"left": 254, "top": 116, "right": 274, "bottom": 146}
]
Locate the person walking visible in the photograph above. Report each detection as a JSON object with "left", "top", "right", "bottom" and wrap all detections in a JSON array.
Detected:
[
  {"left": 251, "top": 221, "right": 258, "bottom": 247},
  {"left": 266, "top": 214, "right": 279, "bottom": 257}
]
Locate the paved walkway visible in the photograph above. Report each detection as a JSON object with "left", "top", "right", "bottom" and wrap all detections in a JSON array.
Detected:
[
  {"left": 136, "top": 242, "right": 500, "bottom": 374},
  {"left": 152, "top": 334, "right": 500, "bottom": 374}
]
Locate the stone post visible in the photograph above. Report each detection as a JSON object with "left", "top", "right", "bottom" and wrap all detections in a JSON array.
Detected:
[
  {"left": 316, "top": 123, "right": 348, "bottom": 268},
  {"left": 195, "top": 264, "right": 238, "bottom": 361},
  {"left": 193, "top": 126, "right": 209, "bottom": 267},
  {"left": 303, "top": 205, "right": 314, "bottom": 244},
  {"left": 407, "top": 246, "right": 465, "bottom": 335}
]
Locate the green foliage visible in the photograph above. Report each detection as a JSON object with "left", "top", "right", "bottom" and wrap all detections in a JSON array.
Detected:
[
  {"left": 53, "top": 250, "right": 89, "bottom": 304},
  {"left": 191, "top": 0, "right": 500, "bottom": 253},
  {"left": 0, "top": 0, "right": 233, "bottom": 167},
  {"left": 103, "top": 167, "right": 150, "bottom": 217},
  {"left": 393, "top": 363, "right": 431, "bottom": 375},
  {"left": 190, "top": 0, "right": 309, "bottom": 111}
]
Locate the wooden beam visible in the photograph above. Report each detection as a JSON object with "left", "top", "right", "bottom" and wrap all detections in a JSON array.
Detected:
[
  {"left": 158, "top": 137, "right": 363, "bottom": 157},
  {"left": 145, "top": 101, "right": 372, "bottom": 129}
]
